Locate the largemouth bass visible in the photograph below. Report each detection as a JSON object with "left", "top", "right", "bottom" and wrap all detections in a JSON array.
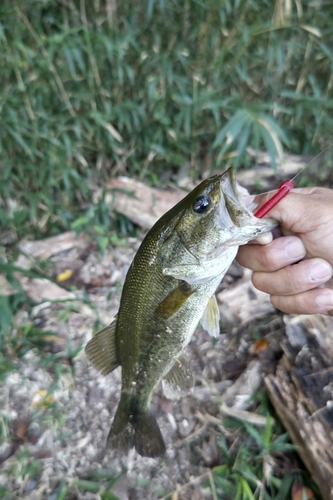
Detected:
[{"left": 85, "top": 168, "right": 276, "bottom": 457}]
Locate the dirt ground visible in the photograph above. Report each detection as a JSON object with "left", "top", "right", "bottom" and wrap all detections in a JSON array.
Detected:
[{"left": 0, "top": 227, "right": 286, "bottom": 500}]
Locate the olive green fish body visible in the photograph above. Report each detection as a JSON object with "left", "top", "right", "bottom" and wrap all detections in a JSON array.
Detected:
[
  {"left": 85, "top": 168, "right": 277, "bottom": 457},
  {"left": 117, "top": 246, "right": 226, "bottom": 400}
]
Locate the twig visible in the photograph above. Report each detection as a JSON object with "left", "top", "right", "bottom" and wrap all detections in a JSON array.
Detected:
[
  {"left": 159, "top": 472, "right": 211, "bottom": 500},
  {"left": 220, "top": 403, "right": 274, "bottom": 427}
]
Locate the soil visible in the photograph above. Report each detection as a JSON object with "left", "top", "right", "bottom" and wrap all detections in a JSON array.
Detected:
[{"left": 0, "top": 231, "right": 285, "bottom": 500}]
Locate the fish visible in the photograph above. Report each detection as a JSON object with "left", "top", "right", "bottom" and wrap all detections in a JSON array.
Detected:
[{"left": 85, "top": 167, "right": 277, "bottom": 458}]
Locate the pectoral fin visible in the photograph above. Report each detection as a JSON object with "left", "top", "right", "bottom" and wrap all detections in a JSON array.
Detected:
[
  {"left": 85, "top": 316, "right": 120, "bottom": 375},
  {"left": 162, "top": 354, "right": 194, "bottom": 400},
  {"left": 200, "top": 295, "right": 220, "bottom": 338},
  {"left": 154, "top": 283, "right": 194, "bottom": 319}
]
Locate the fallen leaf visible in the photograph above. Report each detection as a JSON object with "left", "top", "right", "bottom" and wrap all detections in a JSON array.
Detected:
[
  {"left": 87, "top": 276, "right": 103, "bottom": 288},
  {"left": 57, "top": 269, "right": 73, "bottom": 282},
  {"left": 42, "top": 334, "right": 67, "bottom": 345},
  {"left": 33, "top": 390, "right": 53, "bottom": 408},
  {"left": 250, "top": 338, "right": 269, "bottom": 354},
  {"left": 13, "top": 418, "right": 29, "bottom": 440},
  {"left": 292, "top": 485, "right": 316, "bottom": 500}
]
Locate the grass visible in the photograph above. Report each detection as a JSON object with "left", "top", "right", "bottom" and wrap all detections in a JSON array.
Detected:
[
  {"left": 1, "top": 0, "right": 333, "bottom": 497},
  {"left": 160, "top": 394, "right": 320, "bottom": 499},
  {"left": 210, "top": 411, "right": 320, "bottom": 500}
]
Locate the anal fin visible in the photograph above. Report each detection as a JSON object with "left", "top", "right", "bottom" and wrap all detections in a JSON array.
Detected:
[
  {"left": 200, "top": 295, "right": 220, "bottom": 338},
  {"left": 162, "top": 353, "right": 194, "bottom": 400},
  {"left": 85, "top": 316, "right": 120, "bottom": 375}
]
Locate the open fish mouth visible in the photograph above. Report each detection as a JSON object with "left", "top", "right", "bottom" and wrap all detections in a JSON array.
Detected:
[
  {"left": 211, "top": 168, "right": 251, "bottom": 238},
  {"left": 205, "top": 168, "right": 278, "bottom": 259},
  {"left": 219, "top": 168, "right": 254, "bottom": 229}
]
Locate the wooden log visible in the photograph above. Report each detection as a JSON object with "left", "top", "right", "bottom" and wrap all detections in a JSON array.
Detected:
[
  {"left": 105, "top": 152, "right": 312, "bottom": 229},
  {"left": 265, "top": 314, "right": 333, "bottom": 500},
  {"left": 106, "top": 177, "right": 184, "bottom": 229},
  {"left": 217, "top": 268, "right": 276, "bottom": 327}
]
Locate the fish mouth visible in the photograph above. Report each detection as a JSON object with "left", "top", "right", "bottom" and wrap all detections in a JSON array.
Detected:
[
  {"left": 209, "top": 167, "right": 277, "bottom": 256},
  {"left": 219, "top": 167, "right": 253, "bottom": 229}
]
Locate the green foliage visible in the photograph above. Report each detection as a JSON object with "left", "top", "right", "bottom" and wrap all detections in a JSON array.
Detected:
[
  {"left": 6, "top": 448, "right": 41, "bottom": 480},
  {"left": 209, "top": 395, "right": 319, "bottom": 500},
  {"left": 1, "top": 0, "right": 333, "bottom": 237},
  {"left": 50, "top": 470, "right": 121, "bottom": 500},
  {"left": 213, "top": 107, "right": 290, "bottom": 170},
  {"left": 212, "top": 427, "right": 294, "bottom": 499},
  {"left": 70, "top": 187, "right": 137, "bottom": 251},
  {"left": 0, "top": 259, "right": 82, "bottom": 382}
]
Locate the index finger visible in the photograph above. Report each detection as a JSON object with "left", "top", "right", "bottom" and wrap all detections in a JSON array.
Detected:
[
  {"left": 237, "top": 235, "right": 306, "bottom": 272},
  {"left": 252, "top": 187, "right": 327, "bottom": 234}
]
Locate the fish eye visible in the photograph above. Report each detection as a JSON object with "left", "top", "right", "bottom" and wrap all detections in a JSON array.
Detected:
[{"left": 192, "top": 195, "right": 211, "bottom": 214}]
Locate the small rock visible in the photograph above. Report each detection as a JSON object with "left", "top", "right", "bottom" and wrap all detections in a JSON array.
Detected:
[{"left": 23, "top": 478, "right": 38, "bottom": 493}]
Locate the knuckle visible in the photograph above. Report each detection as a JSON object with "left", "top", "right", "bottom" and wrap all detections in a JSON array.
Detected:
[
  {"left": 271, "top": 292, "right": 315, "bottom": 315},
  {"left": 270, "top": 294, "right": 286, "bottom": 313},
  {"left": 251, "top": 271, "right": 267, "bottom": 292},
  {"left": 285, "top": 266, "right": 300, "bottom": 293},
  {"left": 293, "top": 292, "right": 313, "bottom": 314},
  {"left": 259, "top": 246, "right": 280, "bottom": 271}
]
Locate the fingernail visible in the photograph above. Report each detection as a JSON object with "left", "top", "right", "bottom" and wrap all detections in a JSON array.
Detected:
[
  {"left": 310, "top": 262, "right": 332, "bottom": 281},
  {"left": 284, "top": 240, "right": 305, "bottom": 259},
  {"left": 316, "top": 294, "right": 333, "bottom": 307}
]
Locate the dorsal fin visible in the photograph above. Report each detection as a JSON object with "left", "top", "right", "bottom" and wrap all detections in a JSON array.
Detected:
[{"left": 85, "top": 317, "right": 120, "bottom": 375}]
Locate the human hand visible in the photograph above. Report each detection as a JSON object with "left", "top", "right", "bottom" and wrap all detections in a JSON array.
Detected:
[{"left": 237, "top": 187, "right": 333, "bottom": 314}]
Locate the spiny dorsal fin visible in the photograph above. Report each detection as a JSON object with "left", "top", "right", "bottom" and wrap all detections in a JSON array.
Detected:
[
  {"left": 200, "top": 294, "right": 220, "bottom": 338},
  {"left": 85, "top": 317, "right": 120, "bottom": 375},
  {"left": 162, "top": 353, "right": 194, "bottom": 400},
  {"left": 154, "top": 283, "right": 194, "bottom": 319}
]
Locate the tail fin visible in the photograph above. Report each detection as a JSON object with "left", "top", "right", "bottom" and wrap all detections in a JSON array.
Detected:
[
  {"left": 134, "top": 411, "right": 166, "bottom": 457},
  {"left": 107, "top": 395, "right": 135, "bottom": 453},
  {"left": 108, "top": 395, "right": 166, "bottom": 457}
]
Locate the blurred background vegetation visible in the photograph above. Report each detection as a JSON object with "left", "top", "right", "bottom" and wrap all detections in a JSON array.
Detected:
[{"left": 1, "top": 0, "right": 333, "bottom": 241}]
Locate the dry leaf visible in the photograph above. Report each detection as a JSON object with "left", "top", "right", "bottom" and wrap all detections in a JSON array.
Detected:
[
  {"left": 104, "top": 122, "right": 124, "bottom": 142},
  {"left": 250, "top": 338, "right": 269, "bottom": 354},
  {"left": 292, "top": 485, "right": 316, "bottom": 500},
  {"left": 13, "top": 418, "right": 29, "bottom": 441},
  {"left": 33, "top": 390, "right": 53, "bottom": 408},
  {"left": 42, "top": 334, "right": 67, "bottom": 345},
  {"left": 57, "top": 269, "right": 73, "bottom": 282}
]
